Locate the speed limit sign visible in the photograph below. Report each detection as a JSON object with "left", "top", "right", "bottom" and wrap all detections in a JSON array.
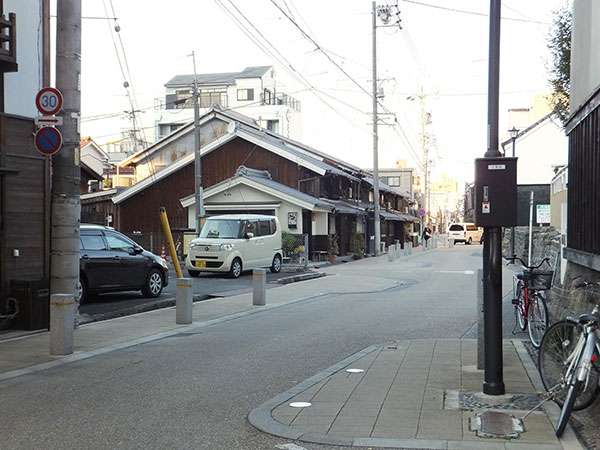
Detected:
[{"left": 35, "top": 87, "right": 63, "bottom": 116}]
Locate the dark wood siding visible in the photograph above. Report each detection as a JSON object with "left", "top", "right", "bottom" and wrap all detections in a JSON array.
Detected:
[
  {"left": 0, "top": 114, "right": 50, "bottom": 302},
  {"left": 202, "top": 137, "right": 311, "bottom": 187},
  {"left": 568, "top": 107, "right": 600, "bottom": 254},
  {"left": 118, "top": 163, "right": 195, "bottom": 233}
]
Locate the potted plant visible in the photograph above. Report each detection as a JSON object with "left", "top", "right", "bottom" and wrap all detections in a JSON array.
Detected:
[{"left": 328, "top": 234, "right": 339, "bottom": 263}]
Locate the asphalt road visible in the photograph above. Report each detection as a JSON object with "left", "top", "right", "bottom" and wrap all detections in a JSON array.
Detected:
[
  {"left": 3, "top": 246, "right": 518, "bottom": 450},
  {"left": 79, "top": 268, "right": 302, "bottom": 321}
]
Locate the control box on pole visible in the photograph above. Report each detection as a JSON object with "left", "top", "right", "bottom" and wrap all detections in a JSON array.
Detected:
[{"left": 474, "top": 157, "right": 518, "bottom": 227}]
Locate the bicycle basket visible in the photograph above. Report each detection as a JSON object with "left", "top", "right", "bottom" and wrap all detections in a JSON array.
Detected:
[{"left": 527, "top": 271, "right": 553, "bottom": 290}]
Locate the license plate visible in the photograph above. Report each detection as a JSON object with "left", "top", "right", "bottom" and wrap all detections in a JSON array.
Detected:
[{"left": 194, "top": 260, "right": 206, "bottom": 268}]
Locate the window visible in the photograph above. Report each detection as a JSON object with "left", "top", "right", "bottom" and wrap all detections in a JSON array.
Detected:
[
  {"left": 81, "top": 234, "right": 107, "bottom": 251},
  {"left": 245, "top": 220, "right": 257, "bottom": 236},
  {"left": 237, "top": 88, "right": 254, "bottom": 101},
  {"left": 266, "top": 120, "right": 279, "bottom": 134},
  {"left": 270, "top": 219, "right": 277, "bottom": 234},
  {"left": 258, "top": 220, "right": 271, "bottom": 236},
  {"left": 387, "top": 176, "right": 400, "bottom": 186},
  {"left": 200, "top": 219, "right": 243, "bottom": 239},
  {"left": 263, "top": 88, "right": 272, "bottom": 105},
  {"left": 199, "top": 91, "right": 227, "bottom": 108},
  {"left": 449, "top": 224, "right": 464, "bottom": 231},
  {"left": 105, "top": 233, "right": 135, "bottom": 253}
]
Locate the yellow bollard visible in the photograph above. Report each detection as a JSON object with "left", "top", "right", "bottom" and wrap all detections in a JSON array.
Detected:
[{"left": 159, "top": 207, "right": 183, "bottom": 279}]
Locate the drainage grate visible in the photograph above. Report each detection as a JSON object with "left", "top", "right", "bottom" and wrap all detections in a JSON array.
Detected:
[{"left": 460, "top": 391, "right": 542, "bottom": 411}]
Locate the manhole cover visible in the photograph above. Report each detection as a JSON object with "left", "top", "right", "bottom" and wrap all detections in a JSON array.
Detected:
[
  {"left": 289, "top": 402, "right": 311, "bottom": 408},
  {"left": 470, "top": 411, "right": 524, "bottom": 438}
]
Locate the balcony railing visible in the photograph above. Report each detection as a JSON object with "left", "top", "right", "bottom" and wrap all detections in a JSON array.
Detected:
[{"left": 0, "top": 12, "right": 17, "bottom": 72}]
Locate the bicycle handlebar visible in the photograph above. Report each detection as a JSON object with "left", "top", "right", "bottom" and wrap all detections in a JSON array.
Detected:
[{"left": 506, "top": 254, "right": 550, "bottom": 270}]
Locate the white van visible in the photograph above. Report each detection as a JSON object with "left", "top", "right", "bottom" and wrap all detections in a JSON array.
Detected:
[
  {"left": 185, "top": 214, "right": 283, "bottom": 278},
  {"left": 448, "top": 222, "right": 483, "bottom": 245}
]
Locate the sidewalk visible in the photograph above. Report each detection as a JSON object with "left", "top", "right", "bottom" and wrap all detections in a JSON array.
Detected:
[{"left": 0, "top": 250, "right": 586, "bottom": 449}]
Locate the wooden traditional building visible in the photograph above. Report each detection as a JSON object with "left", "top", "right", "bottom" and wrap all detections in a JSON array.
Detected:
[{"left": 83, "top": 107, "right": 416, "bottom": 256}]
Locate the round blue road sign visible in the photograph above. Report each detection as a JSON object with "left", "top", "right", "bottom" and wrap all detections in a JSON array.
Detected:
[
  {"left": 35, "top": 127, "right": 62, "bottom": 155},
  {"left": 418, "top": 209, "right": 426, "bottom": 216}
]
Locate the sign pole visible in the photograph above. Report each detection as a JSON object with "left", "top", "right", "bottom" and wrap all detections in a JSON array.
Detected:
[
  {"left": 482, "top": 0, "right": 505, "bottom": 396},
  {"left": 51, "top": 0, "right": 81, "bottom": 323}
]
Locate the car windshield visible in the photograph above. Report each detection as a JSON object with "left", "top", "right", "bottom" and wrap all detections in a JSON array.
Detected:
[{"left": 199, "top": 219, "right": 243, "bottom": 239}]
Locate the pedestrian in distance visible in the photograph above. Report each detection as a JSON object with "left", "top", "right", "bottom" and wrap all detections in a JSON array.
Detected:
[{"left": 422, "top": 225, "right": 432, "bottom": 248}]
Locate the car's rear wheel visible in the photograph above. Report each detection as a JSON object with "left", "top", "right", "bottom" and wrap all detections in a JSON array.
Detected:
[
  {"left": 229, "top": 258, "right": 242, "bottom": 279},
  {"left": 142, "top": 268, "right": 163, "bottom": 298},
  {"left": 78, "top": 277, "right": 87, "bottom": 304},
  {"left": 270, "top": 254, "right": 282, "bottom": 273}
]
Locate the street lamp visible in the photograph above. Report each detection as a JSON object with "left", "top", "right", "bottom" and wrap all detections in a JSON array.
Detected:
[{"left": 508, "top": 126, "right": 519, "bottom": 258}]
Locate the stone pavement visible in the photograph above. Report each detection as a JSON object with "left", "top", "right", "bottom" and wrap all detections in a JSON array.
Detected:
[
  {"left": 0, "top": 250, "right": 588, "bottom": 449},
  {"left": 250, "top": 339, "right": 585, "bottom": 449}
]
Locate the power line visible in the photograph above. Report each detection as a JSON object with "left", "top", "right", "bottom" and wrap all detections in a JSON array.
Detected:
[{"left": 400, "top": 0, "right": 550, "bottom": 25}]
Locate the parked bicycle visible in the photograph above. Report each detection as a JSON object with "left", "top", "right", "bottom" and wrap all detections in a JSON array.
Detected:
[
  {"left": 538, "top": 281, "right": 600, "bottom": 437},
  {"left": 507, "top": 255, "right": 553, "bottom": 348}
]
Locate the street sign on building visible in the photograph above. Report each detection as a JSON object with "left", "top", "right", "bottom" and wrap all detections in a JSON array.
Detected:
[
  {"left": 34, "top": 127, "right": 62, "bottom": 155},
  {"left": 35, "top": 87, "right": 63, "bottom": 116},
  {"left": 536, "top": 204, "right": 551, "bottom": 225}
]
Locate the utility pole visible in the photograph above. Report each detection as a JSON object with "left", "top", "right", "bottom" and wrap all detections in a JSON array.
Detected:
[
  {"left": 482, "top": 0, "right": 505, "bottom": 396},
  {"left": 371, "top": 1, "right": 381, "bottom": 256},
  {"left": 190, "top": 51, "right": 204, "bottom": 235},
  {"left": 51, "top": 1, "right": 81, "bottom": 311},
  {"left": 417, "top": 86, "right": 429, "bottom": 227}
]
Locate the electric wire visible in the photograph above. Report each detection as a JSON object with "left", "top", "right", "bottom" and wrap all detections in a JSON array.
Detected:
[{"left": 400, "top": 0, "right": 550, "bottom": 25}]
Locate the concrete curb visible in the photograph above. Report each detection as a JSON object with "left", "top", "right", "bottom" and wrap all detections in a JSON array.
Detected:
[{"left": 276, "top": 272, "right": 326, "bottom": 284}]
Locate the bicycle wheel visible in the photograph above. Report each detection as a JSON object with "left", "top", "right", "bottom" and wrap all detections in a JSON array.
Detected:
[
  {"left": 556, "top": 379, "right": 581, "bottom": 437},
  {"left": 514, "top": 280, "right": 527, "bottom": 330},
  {"left": 539, "top": 320, "right": 600, "bottom": 410},
  {"left": 527, "top": 293, "right": 548, "bottom": 348}
]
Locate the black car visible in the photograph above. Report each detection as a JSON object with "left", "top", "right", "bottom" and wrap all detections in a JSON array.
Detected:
[{"left": 79, "top": 224, "right": 169, "bottom": 302}]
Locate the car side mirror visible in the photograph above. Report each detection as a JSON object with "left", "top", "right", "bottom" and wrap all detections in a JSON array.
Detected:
[
  {"left": 131, "top": 246, "right": 143, "bottom": 254},
  {"left": 246, "top": 232, "right": 254, "bottom": 239}
]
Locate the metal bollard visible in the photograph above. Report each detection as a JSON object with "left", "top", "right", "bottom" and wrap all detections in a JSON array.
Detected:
[
  {"left": 253, "top": 268, "right": 267, "bottom": 306},
  {"left": 50, "top": 293, "right": 76, "bottom": 355},
  {"left": 408, "top": 242, "right": 413, "bottom": 255},
  {"left": 388, "top": 246, "right": 395, "bottom": 262},
  {"left": 176, "top": 278, "right": 193, "bottom": 324},
  {"left": 395, "top": 243, "right": 401, "bottom": 256}
]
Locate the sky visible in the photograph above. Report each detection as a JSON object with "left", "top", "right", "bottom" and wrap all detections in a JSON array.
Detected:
[{"left": 73, "top": 0, "right": 569, "bottom": 187}]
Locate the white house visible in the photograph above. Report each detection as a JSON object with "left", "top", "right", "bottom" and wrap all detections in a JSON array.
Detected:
[
  {"left": 3, "top": 0, "right": 43, "bottom": 117},
  {"left": 502, "top": 97, "right": 568, "bottom": 185},
  {"left": 154, "top": 66, "right": 302, "bottom": 142}
]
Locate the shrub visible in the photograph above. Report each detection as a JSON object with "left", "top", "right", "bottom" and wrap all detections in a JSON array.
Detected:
[
  {"left": 282, "top": 231, "right": 295, "bottom": 257},
  {"left": 349, "top": 231, "right": 365, "bottom": 256},
  {"left": 328, "top": 234, "right": 339, "bottom": 255}
]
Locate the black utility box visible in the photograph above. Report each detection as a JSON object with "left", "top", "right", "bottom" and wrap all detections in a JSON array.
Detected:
[
  {"left": 10, "top": 279, "right": 50, "bottom": 331},
  {"left": 474, "top": 157, "right": 517, "bottom": 227}
]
